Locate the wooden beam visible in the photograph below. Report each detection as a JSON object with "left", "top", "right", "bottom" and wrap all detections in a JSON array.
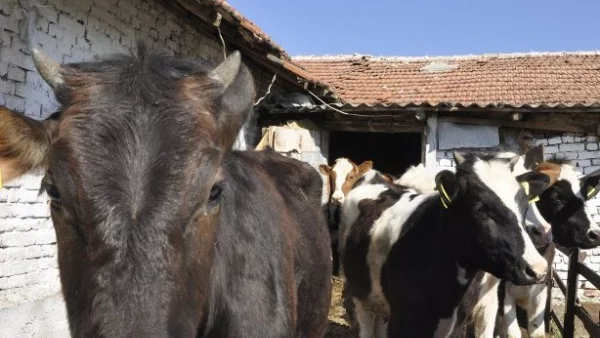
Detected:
[{"left": 438, "top": 113, "right": 600, "bottom": 134}]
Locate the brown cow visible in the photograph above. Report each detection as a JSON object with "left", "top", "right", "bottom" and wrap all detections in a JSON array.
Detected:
[{"left": 0, "top": 45, "right": 331, "bottom": 338}]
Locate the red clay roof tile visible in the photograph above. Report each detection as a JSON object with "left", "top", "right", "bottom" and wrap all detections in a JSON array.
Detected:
[{"left": 294, "top": 52, "right": 600, "bottom": 108}]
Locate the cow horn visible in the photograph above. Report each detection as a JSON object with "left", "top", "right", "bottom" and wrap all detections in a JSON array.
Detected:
[
  {"left": 32, "top": 49, "right": 65, "bottom": 90},
  {"left": 453, "top": 151, "right": 466, "bottom": 165},
  {"left": 210, "top": 51, "right": 241, "bottom": 89}
]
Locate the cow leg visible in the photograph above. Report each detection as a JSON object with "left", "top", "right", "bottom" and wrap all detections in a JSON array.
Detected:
[
  {"left": 354, "top": 297, "right": 376, "bottom": 338},
  {"left": 373, "top": 316, "right": 387, "bottom": 338},
  {"left": 526, "top": 285, "right": 546, "bottom": 338},
  {"left": 503, "top": 289, "right": 522, "bottom": 338},
  {"left": 474, "top": 297, "right": 499, "bottom": 338}
]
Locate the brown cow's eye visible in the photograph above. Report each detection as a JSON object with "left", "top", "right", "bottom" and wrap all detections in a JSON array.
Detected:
[{"left": 208, "top": 182, "right": 223, "bottom": 206}]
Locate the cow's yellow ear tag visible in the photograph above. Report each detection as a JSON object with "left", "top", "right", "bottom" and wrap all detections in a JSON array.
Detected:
[
  {"left": 520, "top": 181, "right": 530, "bottom": 196},
  {"left": 587, "top": 186, "right": 597, "bottom": 199},
  {"left": 437, "top": 183, "right": 452, "bottom": 209},
  {"left": 0, "top": 168, "right": 3, "bottom": 189}
]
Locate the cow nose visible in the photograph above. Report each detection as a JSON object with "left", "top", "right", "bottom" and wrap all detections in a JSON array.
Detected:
[
  {"left": 526, "top": 259, "right": 548, "bottom": 282},
  {"left": 332, "top": 194, "right": 344, "bottom": 204},
  {"left": 587, "top": 229, "right": 600, "bottom": 243}
]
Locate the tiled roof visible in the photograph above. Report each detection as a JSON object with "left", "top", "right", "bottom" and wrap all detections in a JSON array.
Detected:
[{"left": 294, "top": 52, "right": 600, "bottom": 108}]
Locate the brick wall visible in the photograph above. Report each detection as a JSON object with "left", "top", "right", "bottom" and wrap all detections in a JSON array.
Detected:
[
  {"left": 435, "top": 131, "right": 600, "bottom": 295},
  {"left": 0, "top": 0, "right": 276, "bottom": 327}
]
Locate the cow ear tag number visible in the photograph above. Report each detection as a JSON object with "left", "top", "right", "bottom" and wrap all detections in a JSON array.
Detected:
[{"left": 437, "top": 183, "right": 453, "bottom": 209}]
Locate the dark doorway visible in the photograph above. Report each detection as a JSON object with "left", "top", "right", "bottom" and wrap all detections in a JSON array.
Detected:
[{"left": 328, "top": 131, "right": 422, "bottom": 177}]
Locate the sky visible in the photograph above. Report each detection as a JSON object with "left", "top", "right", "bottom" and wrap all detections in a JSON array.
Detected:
[{"left": 227, "top": 0, "right": 600, "bottom": 57}]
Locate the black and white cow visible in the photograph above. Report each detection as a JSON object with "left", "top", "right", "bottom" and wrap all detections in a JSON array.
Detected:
[
  {"left": 340, "top": 152, "right": 550, "bottom": 337},
  {"left": 501, "top": 159, "right": 600, "bottom": 338}
]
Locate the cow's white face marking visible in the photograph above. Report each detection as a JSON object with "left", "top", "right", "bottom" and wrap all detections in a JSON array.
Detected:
[
  {"left": 331, "top": 158, "right": 354, "bottom": 204},
  {"left": 472, "top": 158, "right": 547, "bottom": 276},
  {"left": 525, "top": 203, "right": 553, "bottom": 244}
]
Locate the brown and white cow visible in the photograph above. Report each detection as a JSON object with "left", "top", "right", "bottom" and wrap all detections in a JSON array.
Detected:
[{"left": 0, "top": 46, "right": 332, "bottom": 338}]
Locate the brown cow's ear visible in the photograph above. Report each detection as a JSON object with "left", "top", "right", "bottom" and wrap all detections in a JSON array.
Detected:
[
  {"left": 0, "top": 106, "right": 56, "bottom": 184},
  {"left": 535, "top": 162, "right": 561, "bottom": 186},
  {"left": 357, "top": 161, "right": 373, "bottom": 175},
  {"left": 210, "top": 51, "right": 256, "bottom": 150},
  {"left": 319, "top": 164, "right": 332, "bottom": 175}
]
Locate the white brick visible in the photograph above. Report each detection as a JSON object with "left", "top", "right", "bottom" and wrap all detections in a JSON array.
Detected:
[
  {"left": 587, "top": 143, "right": 599, "bottom": 150},
  {"left": 579, "top": 151, "right": 600, "bottom": 160},
  {"left": 577, "top": 160, "right": 591, "bottom": 168},
  {"left": 4, "top": 94, "right": 25, "bottom": 112},
  {"left": 0, "top": 245, "right": 56, "bottom": 262},
  {"left": 58, "top": 13, "right": 85, "bottom": 37},
  {"left": 0, "top": 257, "right": 57, "bottom": 277},
  {"left": 0, "top": 79, "right": 15, "bottom": 95},
  {"left": 439, "top": 158, "right": 453, "bottom": 167},
  {"left": 548, "top": 136, "right": 562, "bottom": 145},
  {"left": 562, "top": 135, "right": 575, "bottom": 143},
  {"left": 37, "top": 5, "right": 58, "bottom": 23},
  {"left": 544, "top": 145, "right": 559, "bottom": 153},
  {"left": 0, "top": 268, "right": 59, "bottom": 289},
  {"left": 6, "top": 64, "right": 25, "bottom": 82},
  {"left": 562, "top": 152, "right": 578, "bottom": 160},
  {"left": 584, "top": 166, "right": 600, "bottom": 175},
  {"left": 559, "top": 143, "right": 585, "bottom": 152},
  {"left": 587, "top": 136, "right": 599, "bottom": 142}
]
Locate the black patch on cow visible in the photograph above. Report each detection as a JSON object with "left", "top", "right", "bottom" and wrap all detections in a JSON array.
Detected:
[
  {"left": 343, "top": 188, "right": 405, "bottom": 300},
  {"left": 409, "top": 194, "right": 418, "bottom": 201}
]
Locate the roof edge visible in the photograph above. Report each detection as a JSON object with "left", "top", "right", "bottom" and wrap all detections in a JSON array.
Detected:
[{"left": 293, "top": 50, "right": 600, "bottom": 62}]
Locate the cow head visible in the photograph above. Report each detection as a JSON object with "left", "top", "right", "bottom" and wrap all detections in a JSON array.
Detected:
[
  {"left": 436, "top": 152, "right": 549, "bottom": 285},
  {"left": 0, "top": 46, "right": 255, "bottom": 337},
  {"left": 533, "top": 162, "right": 600, "bottom": 249},
  {"left": 319, "top": 158, "right": 373, "bottom": 204}
]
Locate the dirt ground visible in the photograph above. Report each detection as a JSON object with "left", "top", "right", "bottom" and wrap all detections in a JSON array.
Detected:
[
  {"left": 325, "top": 277, "right": 597, "bottom": 338},
  {"left": 325, "top": 276, "right": 356, "bottom": 338}
]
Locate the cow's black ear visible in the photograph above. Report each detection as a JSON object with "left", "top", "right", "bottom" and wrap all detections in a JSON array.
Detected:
[
  {"left": 581, "top": 169, "right": 600, "bottom": 200},
  {"left": 523, "top": 144, "right": 544, "bottom": 170},
  {"left": 516, "top": 171, "right": 551, "bottom": 201},
  {"left": 435, "top": 170, "right": 458, "bottom": 208}
]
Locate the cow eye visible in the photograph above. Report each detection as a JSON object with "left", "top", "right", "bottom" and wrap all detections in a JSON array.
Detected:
[
  {"left": 207, "top": 182, "right": 223, "bottom": 206},
  {"left": 46, "top": 185, "right": 62, "bottom": 203},
  {"left": 41, "top": 175, "right": 61, "bottom": 205}
]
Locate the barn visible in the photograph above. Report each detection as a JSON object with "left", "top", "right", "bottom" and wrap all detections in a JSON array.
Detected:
[
  {"left": 1, "top": 0, "right": 600, "bottom": 336},
  {"left": 260, "top": 52, "right": 600, "bottom": 292}
]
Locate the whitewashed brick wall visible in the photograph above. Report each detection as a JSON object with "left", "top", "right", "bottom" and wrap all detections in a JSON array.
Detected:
[
  {"left": 435, "top": 132, "right": 600, "bottom": 295},
  {"left": 0, "top": 0, "right": 279, "bottom": 328}
]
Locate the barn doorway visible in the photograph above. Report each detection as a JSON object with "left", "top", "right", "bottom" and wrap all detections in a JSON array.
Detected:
[{"left": 328, "top": 131, "right": 422, "bottom": 177}]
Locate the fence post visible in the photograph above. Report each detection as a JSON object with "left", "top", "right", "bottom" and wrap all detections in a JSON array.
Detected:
[{"left": 563, "top": 248, "right": 580, "bottom": 338}]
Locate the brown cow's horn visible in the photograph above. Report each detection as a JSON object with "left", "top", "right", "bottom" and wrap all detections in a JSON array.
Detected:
[
  {"left": 32, "top": 48, "right": 64, "bottom": 90},
  {"left": 210, "top": 51, "right": 241, "bottom": 89}
]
